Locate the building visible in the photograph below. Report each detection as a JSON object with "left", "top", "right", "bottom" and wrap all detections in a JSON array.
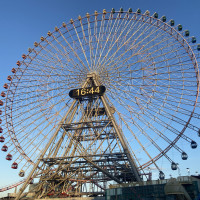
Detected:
[
  {"left": 106, "top": 176, "right": 200, "bottom": 200},
  {"left": 1, "top": 176, "right": 200, "bottom": 200}
]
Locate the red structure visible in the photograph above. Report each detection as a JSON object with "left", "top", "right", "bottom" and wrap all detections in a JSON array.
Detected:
[
  {"left": 6, "top": 154, "right": 12, "bottom": 161},
  {"left": 22, "top": 54, "right": 27, "bottom": 59},
  {"left": 11, "top": 68, "right": 16, "bottom": 73},
  {"left": 1, "top": 145, "right": 8, "bottom": 152},
  {"left": 7, "top": 76, "right": 12, "bottom": 81},
  {"left": 11, "top": 162, "right": 18, "bottom": 169},
  {"left": 16, "top": 61, "right": 21, "bottom": 66},
  {"left": 1, "top": 92, "right": 6, "bottom": 97},
  {"left": 3, "top": 83, "right": 8, "bottom": 89},
  {"left": 0, "top": 136, "right": 5, "bottom": 143}
]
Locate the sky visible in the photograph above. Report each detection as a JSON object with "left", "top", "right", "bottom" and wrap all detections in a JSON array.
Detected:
[{"left": 0, "top": 0, "right": 200, "bottom": 197}]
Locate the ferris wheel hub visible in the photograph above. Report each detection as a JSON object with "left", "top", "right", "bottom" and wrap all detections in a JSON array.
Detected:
[
  {"left": 87, "top": 72, "right": 101, "bottom": 85},
  {"left": 87, "top": 72, "right": 98, "bottom": 78}
]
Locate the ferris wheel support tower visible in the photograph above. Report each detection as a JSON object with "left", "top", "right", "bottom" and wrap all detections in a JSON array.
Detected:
[{"left": 15, "top": 73, "right": 141, "bottom": 199}]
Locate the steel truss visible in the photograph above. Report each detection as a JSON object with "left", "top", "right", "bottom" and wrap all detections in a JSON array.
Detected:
[{"left": 15, "top": 73, "right": 141, "bottom": 199}]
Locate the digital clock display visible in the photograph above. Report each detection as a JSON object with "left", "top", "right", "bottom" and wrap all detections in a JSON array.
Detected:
[{"left": 69, "top": 86, "right": 106, "bottom": 98}]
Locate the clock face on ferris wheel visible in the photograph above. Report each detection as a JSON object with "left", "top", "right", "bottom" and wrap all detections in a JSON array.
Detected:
[{"left": 69, "top": 86, "right": 106, "bottom": 98}]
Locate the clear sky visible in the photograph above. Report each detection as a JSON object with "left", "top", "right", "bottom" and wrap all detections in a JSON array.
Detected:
[{"left": 0, "top": 0, "right": 200, "bottom": 196}]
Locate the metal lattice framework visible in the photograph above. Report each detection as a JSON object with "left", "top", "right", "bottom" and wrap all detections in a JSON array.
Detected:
[{"left": 0, "top": 8, "right": 200, "bottom": 198}]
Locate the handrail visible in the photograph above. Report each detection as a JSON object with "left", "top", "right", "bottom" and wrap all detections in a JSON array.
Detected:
[{"left": 0, "top": 179, "right": 26, "bottom": 192}]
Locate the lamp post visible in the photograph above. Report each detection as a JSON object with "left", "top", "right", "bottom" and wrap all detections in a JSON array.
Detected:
[
  {"left": 176, "top": 163, "right": 181, "bottom": 176},
  {"left": 148, "top": 167, "right": 152, "bottom": 181},
  {"left": 186, "top": 168, "right": 190, "bottom": 176}
]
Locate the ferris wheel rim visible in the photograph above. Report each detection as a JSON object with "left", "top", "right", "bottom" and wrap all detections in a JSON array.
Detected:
[{"left": 0, "top": 9, "right": 199, "bottom": 175}]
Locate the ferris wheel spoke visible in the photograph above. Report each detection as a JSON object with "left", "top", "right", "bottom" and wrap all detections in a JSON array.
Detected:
[
  {"left": 104, "top": 97, "right": 144, "bottom": 168},
  {"left": 19, "top": 116, "right": 61, "bottom": 161},
  {"left": 126, "top": 101, "right": 188, "bottom": 153},
  {"left": 9, "top": 79, "right": 74, "bottom": 103},
  {"left": 94, "top": 12, "right": 122, "bottom": 67},
  {"left": 13, "top": 100, "right": 64, "bottom": 140},
  {"left": 105, "top": 51, "right": 195, "bottom": 78},
  {"left": 10, "top": 78, "right": 80, "bottom": 95},
  {"left": 93, "top": 11, "right": 116, "bottom": 67},
  {"left": 142, "top": 90, "right": 197, "bottom": 117},
  {"left": 93, "top": 13, "right": 118, "bottom": 70},
  {"left": 107, "top": 71, "right": 196, "bottom": 103},
  {"left": 106, "top": 87, "right": 137, "bottom": 110},
  {"left": 106, "top": 79, "right": 194, "bottom": 146},
  {"left": 8, "top": 91, "right": 69, "bottom": 136},
  {"left": 31, "top": 54, "right": 83, "bottom": 77},
  {"left": 28, "top": 46, "right": 75, "bottom": 72},
  {"left": 135, "top": 97, "right": 193, "bottom": 142},
  {"left": 107, "top": 79, "right": 150, "bottom": 102},
  {"left": 151, "top": 93, "right": 196, "bottom": 108},
  {"left": 103, "top": 20, "right": 194, "bottom": 75},
  {"left": 127, "top": 115, "right": 176, "bottom": 164},
  {"left": 101, "top": 15, "right": 169, "bottom": 70},
  {"left": 12, "top": 97, "right": 68, "bottom": 132},
  {"left": 96, "top": 12, "right": 131, "bottom": 68},
  {"left": 116, "top": 110, "right": 186, "bottom": 170},
  {"left": 148, "top": 100, "right": 199, "bottom": 133},
  {"left": 6, "top": 81, "right": 76, "bottom": 107},
  {"left": 34, "top": 45, "right": 85, "bottom": 77},
  {"left": 134, "top": 31, "right": 184, "bottom": 58},
  {"left": 6, "top": 99, "right": 69, "bottom": 166},
  {"left": 144, "top": 44, "right": 190, "bottom": 65},
  {"left": 47, "top": 33, "right": 88, "bottom": 74},
  {"left": 143, "top": 112, "right": 192, "bottom": 144},
  {"left": 57, "top": 26, "right": 90, "bottom": 72},
  {"left": 53, "top": 27, "right": 87, "bottom": 70},
  {"left": 8, "top": 95, "right": 66, "bottom": 119},
  {"left": 116, "top": 109, "right": 161, "bottom": 170},
  {"left": 86, "top": 17, "right": 97, "bottom": 70},
  {"left": 37, "top": 48, "right": 84, "bottom": 75},
  {"left": 104, "top": 35, "right": 181, "bottom": 75},
  {"left": 98, "top": 12, "right": 153, "bottom": 66}
]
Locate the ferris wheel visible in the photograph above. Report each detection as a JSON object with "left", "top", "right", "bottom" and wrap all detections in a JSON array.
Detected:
[{"left": 0, "top": 8, "right": 200, "bottom": 190}]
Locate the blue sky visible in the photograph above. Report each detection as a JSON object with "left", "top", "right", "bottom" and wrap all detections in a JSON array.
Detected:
[{"left": 0, "top": 0, "right": 200, "bottom": 196}]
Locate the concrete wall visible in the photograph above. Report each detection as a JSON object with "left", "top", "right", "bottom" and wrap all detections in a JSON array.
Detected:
[{"left": 35, "top": 197, "right": 105, "bottom": 200}]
